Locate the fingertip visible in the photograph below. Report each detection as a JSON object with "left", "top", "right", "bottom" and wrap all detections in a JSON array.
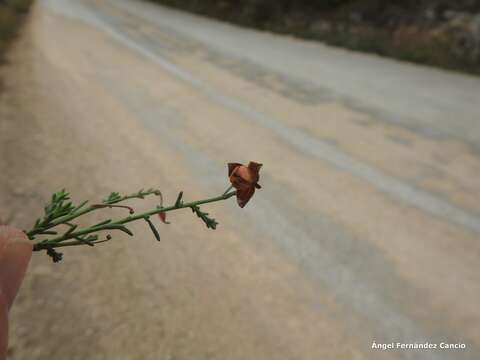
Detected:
[{"left": 0, "top": 226, "right": 32, "bottom": 310}]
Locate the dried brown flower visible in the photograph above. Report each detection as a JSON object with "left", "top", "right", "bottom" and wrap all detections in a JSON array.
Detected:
[{"left": 228, "top": 162, "right": 262, "bottom": 208}]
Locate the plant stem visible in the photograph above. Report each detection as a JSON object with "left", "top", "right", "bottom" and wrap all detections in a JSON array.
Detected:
[
  {"left": 32, "top": 190, "right": 237, "bottom": 251},
  {"left": 27, "top": 189, "right": 160, "bottom": 239},
  {"left": 222, "top": 185, "right": 234, "bottom": 195}
]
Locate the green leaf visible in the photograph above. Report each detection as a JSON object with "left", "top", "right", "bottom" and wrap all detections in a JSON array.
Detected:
[
  {"left": 74, "top": 200, "right": 89, "bottom": 212},
  {"left": 175, "top": 191, "right": 183, "bottom": 207},
  {"left": 191, "top": 205, "right": 218, "bottom": 230},
  {"left": 103, "top": 224, "right": 133, "bottom": 236},
  {"left": 64, "top": 224, "right": 78, "bottom": 236},
  {"left": 74, "top": 235, "right": 96, "bottom": 246},
  {"left": 104, "top": 192, "right": 121, "bottom": 203},
  {"left": 92, "top": 219, "right": 112, "bottom": 227},
  {"left": 145, "top": 216, "right": 160, "bottom": 241}
]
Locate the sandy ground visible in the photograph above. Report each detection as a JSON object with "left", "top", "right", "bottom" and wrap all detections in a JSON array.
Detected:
[{"left": 1, "top": 0, "right": 479, "bottom": 359}]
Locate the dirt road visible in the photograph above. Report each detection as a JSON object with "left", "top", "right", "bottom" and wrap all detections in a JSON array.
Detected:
[{"left": 1, "top": 0, "right": 480, "bottom": 359}]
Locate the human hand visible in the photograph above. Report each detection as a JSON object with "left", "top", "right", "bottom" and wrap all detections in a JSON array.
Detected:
[{"left": 0, "top": 226, "right": 32, "bottom": 360}]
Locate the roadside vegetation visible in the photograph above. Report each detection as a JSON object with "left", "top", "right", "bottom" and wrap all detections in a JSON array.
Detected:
[
  {"left": 148, "top": 0, "right": 480, "bottom": 75},
  {"left": 0, "top": 0, "right": 32, "bottom": 59}
]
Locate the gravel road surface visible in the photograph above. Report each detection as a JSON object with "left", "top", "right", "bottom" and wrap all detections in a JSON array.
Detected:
[{"left": 1, "top": 0, "right": 480, "bottom": 359}]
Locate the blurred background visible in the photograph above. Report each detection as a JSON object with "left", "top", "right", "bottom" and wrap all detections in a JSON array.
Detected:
[
  {"left": 0, "top": 0, "right": 479, "bottom": 359},
  {"left": 149, "top": 0, "right": 480, "bottom": 74}
]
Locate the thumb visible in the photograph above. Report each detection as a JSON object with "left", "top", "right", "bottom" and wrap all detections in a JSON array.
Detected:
[
  {"left": 0, "top": 226, "right": 32, "bottom": 360},
  {"left": 0, "top": 226, "right": 32, "bottom": 310}
]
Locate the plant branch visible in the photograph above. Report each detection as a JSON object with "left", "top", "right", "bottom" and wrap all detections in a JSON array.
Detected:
[
  {"left": 26, "top": 189, "right": 161, "bottom": 239},
  {"left": 32, "top": 190, "right": 237, "bottom": 255}
]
